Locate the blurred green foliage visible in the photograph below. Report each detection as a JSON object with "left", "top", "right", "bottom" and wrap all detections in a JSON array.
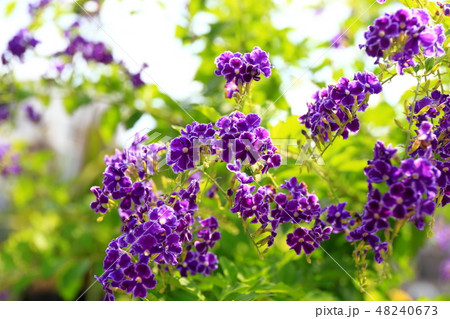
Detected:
[{"left": 0, "top": 0, "right": 449, "bottom": 301}]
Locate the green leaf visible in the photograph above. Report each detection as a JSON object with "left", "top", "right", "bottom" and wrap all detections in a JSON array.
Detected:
[
  {"left": 193, "top": 105, "right": 222, "bottom": 122},
  {"left": 56, "top": 259, "right": 91, "bottom": 300},
  {"left": 425, "top": 58, "right": 435, "bottom": 72},
  {"left": 99, "top": 105, "right": 121, "bottom": 142}
]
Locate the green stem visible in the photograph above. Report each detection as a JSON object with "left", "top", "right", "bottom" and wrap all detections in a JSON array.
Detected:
[{"left": 403, "top": 76, "right": 422, "bottom": 159}]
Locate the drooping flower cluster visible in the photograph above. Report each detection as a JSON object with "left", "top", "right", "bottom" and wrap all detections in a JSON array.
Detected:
[
  {"left": 1, "top": 29, "right": 40, "bottom": 64},
  {"left": 167, "top": 112, "right": 281, "bottom": 174},
  {"left": 299, "top": 71, "right": 382, "bottom": 143},
  {"left": 346, "top": 141, "right": 441, "bottom": 263},
  {"left": 360, "top": 9, "right": 445, "bottom": 74},
  {"left": 214, "top": 47, "right": 272, "bottom": 98},
  {"left": 409, "top": 90, "right": 450, "bottom": 207},
  {"left": 410, "top": 90, "right": 450, "bottom": 160},
  {"left": 0, "top": 144, "right": 21, "bottom": 177},
  {"left": 91, "top": 134, "right": 221, "bottom": 300},
  {"left": 90, "top": 134, "right": 165, "bottom": 218},
  {"left": 228, "top": 174, "right": 332, "bottom": 255}
]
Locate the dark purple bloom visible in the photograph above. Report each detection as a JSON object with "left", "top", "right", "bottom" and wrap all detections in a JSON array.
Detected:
[
  {"left": 121, "top": 263, "right": 157, "bottom": 298},
  {"left": 167, "top": 136, "right": 195, "bottom": 173},
  {"left": 215, "top": 47, "right": 272, "bottom": 97},
  {"left": 243, "top": 46, "right": 273, "bottom": 78},
  {"left": 354, "top": 72, "right": 382, "bottom": 94},
  {"left": 286, "top": 227, "right": 316, "bottom": 255},
  {"left": 330, "top": 32, "right": 348, "bottom": 48},
  {"left": 196, "top": 252, "right": 219, "bottom": 275},
  {"left": 129, "top": 63, "right": 147, "bottom": 88},
  {"left": 346, "top": 227, "right": 380, "bottom": 245},
  {"left": 102, "top": 164, "right": 132, "bottom": 193},
  {"left": 4, "top": 29, "right": 40, "bottom": 63},
  {"left": 90, "top": 186, "right": 109, "bottom": 214},
  {"left": 178, "top": 251, "right": 199, "bottom": 277},
  {"left": 373, "top": 241, "right": 388, "bottom": 263},
  {"left": 330, "top": 77, "right": 365, "bottom": 107},
  {"left": 360, "top": 9, "right": 445, "bottom": 73},
  {"left": 326, "top": 202, "right": 351, "bottom": 232},
  {"left": 24, "top": 105, "right": 41, "bottom": 123},
  {"left": 0, "top": 104, "right": 10, "bottom": 123}
]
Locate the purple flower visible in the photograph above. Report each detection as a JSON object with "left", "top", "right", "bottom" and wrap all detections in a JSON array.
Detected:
[
  {"left": 360, "top": 9, "right": 445, "bottom": 73},
  {"left": 330, "top": 33, "right": 348, "bottom": 48},
  {"left": 215, "top": 47, "right": 272, "bottom": 97},
  {"left": 326, "top": 202, "right": 351, "bottom": 232},
  {"left": 167, "top": 136, "right": 195, "bottom": 173},
  {"left": 354, "top": 72, "right": 382, "bottom": 94},
  {"left": 196, "top": 252, "right": 219, "bottom": 275},
  {"left": 90, "top": 186, "right": 109, "bottom": 214},
  {"left": 286, "top": 227, "right": 316, "bottom": 255},
  {"left": 63, "top": 34, "right": 113, "bottom": 64},
  {"left": 300, "top": 72, "right": 382, "bottom": 143},
  {"left": 330, "top": 77, "right": 365, "bottom": 107},
  {"left": 346, "top": 227, "right": 380, "bottom": 246},
  {"left": 24, "top": 105, "right": 41, "bottom": 123},
  {"left": 243, "top": 46, "right": 273, "bottom": 78},
  {"left": 373, "top": 241, "right": 388, "bottom": 263},
  {"left": 111, "top": 181, "right": 147, "bottom": 210},
  {"left": 0, "top": 144, "right": 21, "bottom": 176},
  {"left": 4, "top": 29, "right": 40, "bottom": 63},
  {"left": 129, "top": 63, "right": 147, "bottom": 88},
  {"left": 121, "top": 263, "right": 157, "bottom": 298},
  {"left": 0, "top": 104, "right": 10, "bottom": 122},
  {"left": 102, "top": 164, "right": 132, "bottom": 193},
  {"left": 178, "top": 251, "right": 199, "bottom": 277},
  {"left": 181, "top": 122, "right": 216, "bottom": 143}
]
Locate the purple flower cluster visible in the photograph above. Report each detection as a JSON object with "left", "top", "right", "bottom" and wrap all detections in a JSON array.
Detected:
[
  {"left": 92, "top": 135, "right": 221, "bottom": 300},
  {"left": 129, "top": 63, "right": 148, "bottom": 88},
  {"left": 299, "top": 71, "right": 382, "bottom": 143},
  {"left": 214, "top": 47, "right": 272, "bottom": 98},
  {"left": 409, "top": 90, "right": 450, "bottom": 207},
  {"left": 63, "top": 35, "right": 113, "bottom": 64},
  {"left": 0, "top": 144, "right": 21, "bottom": 177},
  {"left": 167, "top": 112, "right": 281, "bottom": 174},
  {"left": 90, "top": 134, "right": 165, "bottom": 218},
  {"left": 410, "top": 90, "right": 450, "bottom": 160},
  {"left": 228, "top": 175, "right": 331, "bottom": 255},
  {"left": 2, "top": 29, "right": 39, "bottom": 64},
  {"left": 346, "top": 141, "right": 441, "bottom": 263},
  {"left": 360, "top": 9, "right": 445, "bottom": 74}
]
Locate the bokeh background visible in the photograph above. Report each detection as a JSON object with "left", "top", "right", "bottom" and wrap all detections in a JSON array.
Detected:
[{"left": 0, "top": 0, "right": 449, "bottom": 301}]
